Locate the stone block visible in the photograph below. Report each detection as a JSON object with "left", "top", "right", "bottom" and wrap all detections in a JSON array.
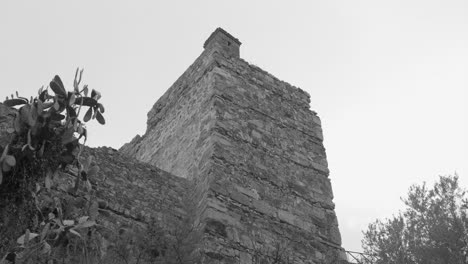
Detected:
[
  {"left": 312, "top": 115, "right": 322, "bottom": 126},
  {"left": 277, "top": 210, "right": 297, "bottom": 226},
  {"left": 204, "top": 207, "right": 241, "bottom": 228},
  {"left": 207, "top": 198, "right": 228, "bottom": 212},
  {"left": 294, "top": 218, "right": 315, "bottom": 232},
  {"left": 229, "top": 190, "right": 251, "bottom": 206},
  {"left": 251, "top": 199, "right": 276, "bottom": 217},
  {"left": 330, "top": 224, "right": 342, "bottom": 245},
  {"left": 235, "top": 185, "right": 260, "bottom": 200},
  {"left": 311, "top": 161, "right": 329, "bottom": 174},
  {"left": 239, "top": 252, "right": 252, "bottom": 264},
  {"left": 240, "top": 234, "right": 253, "bottom": 248},
  {"left": 206, "top": 219, "right": 228, "bottom": 237}
]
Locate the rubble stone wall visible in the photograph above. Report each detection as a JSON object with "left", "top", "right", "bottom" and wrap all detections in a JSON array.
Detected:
[
  {"left": 83, "top": 147, "right": 189, "bottom": 226},
  {"left": 120, "top": 48, "right": 218, "bottom": 181},
  {"left": 120, "top": 28, "right": 345, "bottom": 263},
  {"left": 194, "top": 52, "right": 344, "bottom": 263}
]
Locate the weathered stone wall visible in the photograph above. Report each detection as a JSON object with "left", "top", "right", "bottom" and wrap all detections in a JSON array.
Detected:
[
  {"left": 83, "top": 147, "right": 189, "bottom": 226},
  {"left": 120, "top": 28, "right": 345, "bottom": 263},
  {"left": 47, "top": 146, "right": 191, "bottom": 257},
  {"left": 119, "top": 45, "right": 221, "bottom": 240},
  {"left": 201, "top": 53, "right": 344, "bottom": 263},
  {"left": 120, "top": 49, "right": 217, "bottom": 180}
]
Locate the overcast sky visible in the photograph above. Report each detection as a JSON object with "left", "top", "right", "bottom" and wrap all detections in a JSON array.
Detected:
[{"left": 1, "top": 0, "right": 467, "bottom": 252}]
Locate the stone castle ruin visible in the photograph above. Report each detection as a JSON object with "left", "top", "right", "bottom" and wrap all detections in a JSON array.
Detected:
[
  {"left": 119, "top": 28, "right": 345, "bottom": 263},
  {"left": 0, "top": 28, "right": 346, "bottom": 263}
]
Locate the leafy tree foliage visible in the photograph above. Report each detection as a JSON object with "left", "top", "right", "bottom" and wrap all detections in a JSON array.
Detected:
[{"left": 362, "top": 174, "right": 468, "bottom": 264}]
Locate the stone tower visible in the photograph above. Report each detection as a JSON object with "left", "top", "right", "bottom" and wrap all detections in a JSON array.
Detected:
[{"left": 121, "top": 28, "right": 345, "bottom": 263}]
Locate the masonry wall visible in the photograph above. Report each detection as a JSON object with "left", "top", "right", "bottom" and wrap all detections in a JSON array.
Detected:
[
  {"left": 120, "top": 29, "right": 345, "bottom": 263},
  {"left": 119, "top": 47, "right": 222, "bottom": 239},
  {"left": 200, "top": 53, "right": 344, "bottom": 264},
  {"left": 83, "top": 147, "right": 188, "bottom": 226},
  {"left": 120, "top": 49, "right": 218, "bottom": 181}
]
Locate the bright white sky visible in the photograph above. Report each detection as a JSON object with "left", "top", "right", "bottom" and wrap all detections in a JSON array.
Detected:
[{"left": 1, "top": 0, "right": 467, "bottom": 252}]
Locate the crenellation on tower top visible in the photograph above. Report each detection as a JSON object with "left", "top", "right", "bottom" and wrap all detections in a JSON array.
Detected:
[{"left": 203, "top": 27, "right": 241, "bottom": 58}]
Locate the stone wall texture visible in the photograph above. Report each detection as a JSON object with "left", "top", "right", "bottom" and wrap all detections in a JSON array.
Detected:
[
  {"left": 82, "top": 146, "right": 189, "bottom": 228},
  {"left": 120, "top": 28, "right": 346, "bottom": 263}
]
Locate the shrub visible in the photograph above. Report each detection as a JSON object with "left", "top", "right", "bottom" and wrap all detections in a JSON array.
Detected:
[{"left": 0, "top": 69, "right": 105, "bottom": 263}]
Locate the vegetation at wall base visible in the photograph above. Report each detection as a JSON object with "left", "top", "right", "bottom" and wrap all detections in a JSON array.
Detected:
[{"left": 0, "top": 69, "right": 105, "bottom": 263}]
